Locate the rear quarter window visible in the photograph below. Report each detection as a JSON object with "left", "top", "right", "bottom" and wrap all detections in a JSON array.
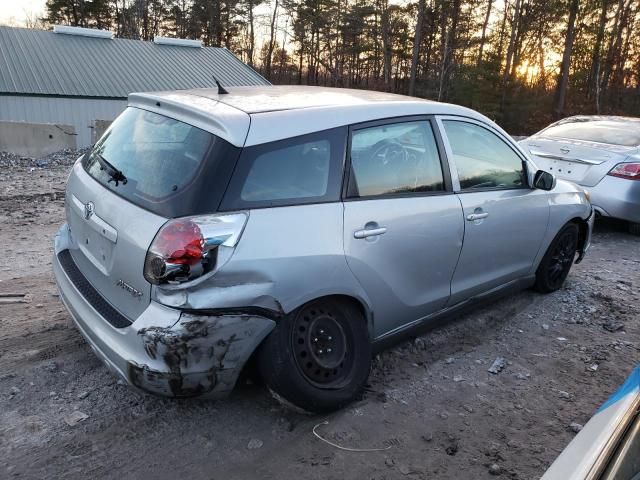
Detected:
[{"left": 220, "top": 127, "right": 347, "bottom": 210}]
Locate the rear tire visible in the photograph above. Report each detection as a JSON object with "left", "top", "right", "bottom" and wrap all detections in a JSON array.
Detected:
[
  {"left": 534, "top": 223, "right": 579, "bottom": 293},
  {"left": 257, "top": 298, "right": 371, "bottom": 413},
  {"left": 629, "top": 222, "right": 640, "bottom": 236}
]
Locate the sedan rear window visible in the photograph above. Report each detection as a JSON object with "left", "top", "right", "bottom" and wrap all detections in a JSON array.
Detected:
[
  {"left": 83, "top": 107, "right": 240, "bottom": 218},
  {"left": 540, "top": 120, "right": 640, "bottom": 146}
]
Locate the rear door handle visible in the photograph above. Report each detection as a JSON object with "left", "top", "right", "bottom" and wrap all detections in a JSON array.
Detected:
[
  {"left": 354, "top": 227, "right": 387, "bottom": 239},
  {"left": 466, "top": 213, "right": 489, "bottom": 221}
]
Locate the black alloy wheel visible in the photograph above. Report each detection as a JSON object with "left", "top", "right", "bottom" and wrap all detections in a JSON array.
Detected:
[{"left": 535, "top": 223, "right": 579, "bottom": 293}]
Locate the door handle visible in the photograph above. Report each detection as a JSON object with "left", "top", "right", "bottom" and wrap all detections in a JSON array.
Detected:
[
  {"left": 466, "top": 212, "right": 489, "bottom": 221},
  {"left": 354, "top": 227, "right": 387, "bottom": 239}
]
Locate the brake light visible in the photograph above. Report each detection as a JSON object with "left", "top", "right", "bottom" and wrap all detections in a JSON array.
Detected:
[
  {"left": 608, "top": 163, "right": 640, "bottom": 180},
  {"left": 144, "top": 213, "right": 247, "bottom": 285}
]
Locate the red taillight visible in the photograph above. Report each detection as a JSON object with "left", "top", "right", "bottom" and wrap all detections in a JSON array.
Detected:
[
  {"left": 144, "top": 213, "right": 248, "bottom": 286},
  {"left": 608, "top": 163, "right": 640, "bottom": 180},
  {"left": 153, "top": 219, "right": 203, "bottom": 265}
]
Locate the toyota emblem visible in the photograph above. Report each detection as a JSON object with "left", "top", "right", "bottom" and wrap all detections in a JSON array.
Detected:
[{"left": 84, "top": 201, "right": 95, "bottom": 220}]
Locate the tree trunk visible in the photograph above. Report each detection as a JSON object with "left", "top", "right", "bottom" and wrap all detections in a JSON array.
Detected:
[
  {"left": 381, "top": 0, "right": 392, "bottom": 91},
  {"left": 409, "top": 0, "right": 426, "bottom": 96},
  {"left": 247, "top": 0, "right": 255, "bottom": 66},
  {"left": 477, "top": 0, "right": 493, "bottom": 67},
  {"left": 265, "top": 0, "right": 279, "bottom": 79},
  {"left": 600, "top": 0, "right": 628, "bottom": 98},
  {"left": 552, "top": 0, "right": 579, "bottom": 119},
  {"left": 588, "top": 0, "right": 608, "bottom": 98},
  {"left": 437, "top": 28, "right": 448, "bottom": 101},
  {"left": 500, "top": 0, "right": 521, "bottom": 111}
]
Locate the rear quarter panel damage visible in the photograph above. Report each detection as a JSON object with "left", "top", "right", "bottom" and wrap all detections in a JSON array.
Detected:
[{"left": 155, "top": 204, "right": 374, "bottom": 331}]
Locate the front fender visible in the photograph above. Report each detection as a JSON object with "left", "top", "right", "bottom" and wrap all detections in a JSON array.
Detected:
[{"left": 531, "top": 180, "right": 593, "bottom": 272}]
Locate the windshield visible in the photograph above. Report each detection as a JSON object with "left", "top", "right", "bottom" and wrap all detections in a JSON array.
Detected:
[
  {"left": 83, "top": 107, "right": 240, "bottom": 218},
  {"left": 540, "top": 119, "right": 640, "bottom": 147}
]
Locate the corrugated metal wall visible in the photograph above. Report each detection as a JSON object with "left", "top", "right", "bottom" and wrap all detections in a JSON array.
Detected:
[{"left": 0, "top": 96, "right": 127, "bottom": 148}]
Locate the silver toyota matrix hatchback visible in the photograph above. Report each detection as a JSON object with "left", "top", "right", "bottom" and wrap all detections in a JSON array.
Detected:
[{"left": 53, "top": 86, "right": 593, "bottom": 412}]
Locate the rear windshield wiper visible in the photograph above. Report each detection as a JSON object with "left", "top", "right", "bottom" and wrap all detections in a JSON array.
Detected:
[{"left": 95, "top": 153, "right": 127, "bottom": 186}]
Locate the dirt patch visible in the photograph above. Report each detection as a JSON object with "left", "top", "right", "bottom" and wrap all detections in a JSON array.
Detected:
[{"left": 0, "top": 153, "right": 638, "bottom": 479}]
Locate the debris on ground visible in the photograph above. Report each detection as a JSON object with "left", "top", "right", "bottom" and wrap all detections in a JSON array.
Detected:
[
  {"left": 487, "top": 357, "right": 507, "bottom": 374},
  {"left": 247, "top": 438, "right": 263, "bottom": 450},
  {"left": 64, "top": 411, "right": 89, "bottom": 427},
  {"left": 569, "top": 422, "right": 583, "bottom": 433},
  {"left": 603, "top": 320, "right": 625, "bottom": 332},
  {"left": 0, "top": 149, "right": 88, "bottom": 169}
]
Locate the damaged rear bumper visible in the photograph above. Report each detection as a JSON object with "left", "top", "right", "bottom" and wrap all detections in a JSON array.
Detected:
[
  {"left": 129, "top": 313, "right": 275, "bottom": 397},
  {"left": 53, "top": 242, "right": 275, "bottom": 399}
]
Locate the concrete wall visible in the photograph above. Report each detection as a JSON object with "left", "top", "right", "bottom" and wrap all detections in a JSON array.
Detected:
[
  {"left": 91, "top": 119, "right": 113, "bottom": 144},
  {"left": 0, "top": 96, "right": 127, "bottom": 148},
  {"left": 0, "top": 121, "right": 77, "bottom": 157}
]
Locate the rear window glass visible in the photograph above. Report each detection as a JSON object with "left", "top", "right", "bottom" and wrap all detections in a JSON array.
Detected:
[
  {"left": 220, "top": 127, "right": 346, "bottom": 210},
  {"left": 540, "top": 120, "right": 640, "bottom": 146},
  {"left": 83, "top": 107, "right": 240, "bottom": 218}
]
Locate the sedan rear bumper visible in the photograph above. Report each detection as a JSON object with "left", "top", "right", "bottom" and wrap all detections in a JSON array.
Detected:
[
  {"left": 588, "top": 175, "right": 640, "bottom": 224},
  {"left": 53, "top": 224, "right": 275, "bottom": 398}
]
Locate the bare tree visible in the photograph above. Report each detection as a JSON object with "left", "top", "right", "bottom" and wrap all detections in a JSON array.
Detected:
[{"left": 552, "top": 0, "right": 579, "bottom": 119}]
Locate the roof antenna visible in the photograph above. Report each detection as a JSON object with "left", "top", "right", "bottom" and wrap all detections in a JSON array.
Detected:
[{"left": 213, "top": 76, "right": 229, "bottom": 95}]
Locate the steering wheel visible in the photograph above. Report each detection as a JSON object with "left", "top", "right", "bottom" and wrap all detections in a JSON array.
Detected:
[{"left": 368, "top": 140, "right": 408, "bottom": 167}]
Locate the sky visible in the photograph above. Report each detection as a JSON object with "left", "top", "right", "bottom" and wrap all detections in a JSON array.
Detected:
[{"left": 0, "top": 0, "right": 45, "bottom": 26}]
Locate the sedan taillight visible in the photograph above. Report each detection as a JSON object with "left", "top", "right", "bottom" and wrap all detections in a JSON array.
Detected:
[
  {"left": 144, "top": 213, "right": 248, "bottom": 285},
  {"left": 608, "top": 163, "right": 640, "bottom": 180}
]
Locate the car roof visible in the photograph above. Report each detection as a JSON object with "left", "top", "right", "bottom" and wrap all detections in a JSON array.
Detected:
[
  {"left": 128, "top": 85, "right": 497, "bottom": 147},
  {"left": 183, "top": 85, "right": 428, "bottom": 113}
]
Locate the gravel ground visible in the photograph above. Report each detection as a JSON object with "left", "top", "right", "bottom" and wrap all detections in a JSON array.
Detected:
[{"left": 0, "top": 150, "right": 638, "bottom": 480}]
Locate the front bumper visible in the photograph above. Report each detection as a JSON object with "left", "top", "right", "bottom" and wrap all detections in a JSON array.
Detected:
[
  {"left": 53, "top": 224, "right": 275, "bottom": 398},
  {"left": 588, "top": 175, "right": 640, "bottom": 224}
]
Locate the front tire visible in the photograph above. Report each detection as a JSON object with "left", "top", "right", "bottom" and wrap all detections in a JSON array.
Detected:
[
  {"left": 257, "top": 298, "right": 371, "bottom": 413},
  {"left": 534, "top": 223, "right": 579, "bottom": 293},
  {"left": 629, "top": 222, "right": 640, "bottom": 236}
]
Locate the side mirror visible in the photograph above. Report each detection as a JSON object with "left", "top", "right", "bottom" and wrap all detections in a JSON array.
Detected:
[{"left": 533, "top": 170, "right": 556, "bottom": 191}]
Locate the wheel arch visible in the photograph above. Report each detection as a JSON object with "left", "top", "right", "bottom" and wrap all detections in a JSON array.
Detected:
[
  {"left": 286, "top": 293, "right": 374, "bottom": 338},
  {"left": 569, "top": 216, "right": 590, "bottom": 263}
]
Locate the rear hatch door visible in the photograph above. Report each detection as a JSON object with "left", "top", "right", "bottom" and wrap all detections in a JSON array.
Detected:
[
  {"left": 65, "top": 165, "right": 166, "bottom": 320},
  {"left": 64, "top": 106, "right": 243, "bottom": 322}
]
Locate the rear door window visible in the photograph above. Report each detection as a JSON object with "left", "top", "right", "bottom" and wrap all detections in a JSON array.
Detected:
[
  {"left": 220, "top": 127, "right": 346, "bottom": 210},
  {"left": 83, "top": 107, "right": 240, "bottom": 218},
  {"left": 347, "top": 120, "right": 445, "bottom": 197},
  {"left": 442, "top": 120, "right": 527, "bottom": 190}
]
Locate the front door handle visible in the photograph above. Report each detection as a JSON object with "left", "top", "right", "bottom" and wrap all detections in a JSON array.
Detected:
[
  {"left": 466, "top": 212, "right": 489, "bottom": 221},
  {"left": 354, "top": 227, "right": 387, "bottom": 239}
]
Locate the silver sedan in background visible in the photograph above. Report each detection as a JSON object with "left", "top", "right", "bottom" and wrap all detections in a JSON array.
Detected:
[{"left": 520, "top": 116, "right": 640, "bottom": 235}]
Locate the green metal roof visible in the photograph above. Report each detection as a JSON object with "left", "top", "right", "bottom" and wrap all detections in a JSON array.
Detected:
[{"left": 0, "top": 26, "right": 269, "bottom": 98}]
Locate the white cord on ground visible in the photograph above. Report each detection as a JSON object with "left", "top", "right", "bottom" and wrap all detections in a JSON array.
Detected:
[{"left": 312, "top": 420, "right": 393, "bottom": 452}]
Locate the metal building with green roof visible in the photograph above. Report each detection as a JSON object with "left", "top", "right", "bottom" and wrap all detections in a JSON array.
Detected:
[{"left": 0, "top": 25, "right": 268, "bottom": 150}]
